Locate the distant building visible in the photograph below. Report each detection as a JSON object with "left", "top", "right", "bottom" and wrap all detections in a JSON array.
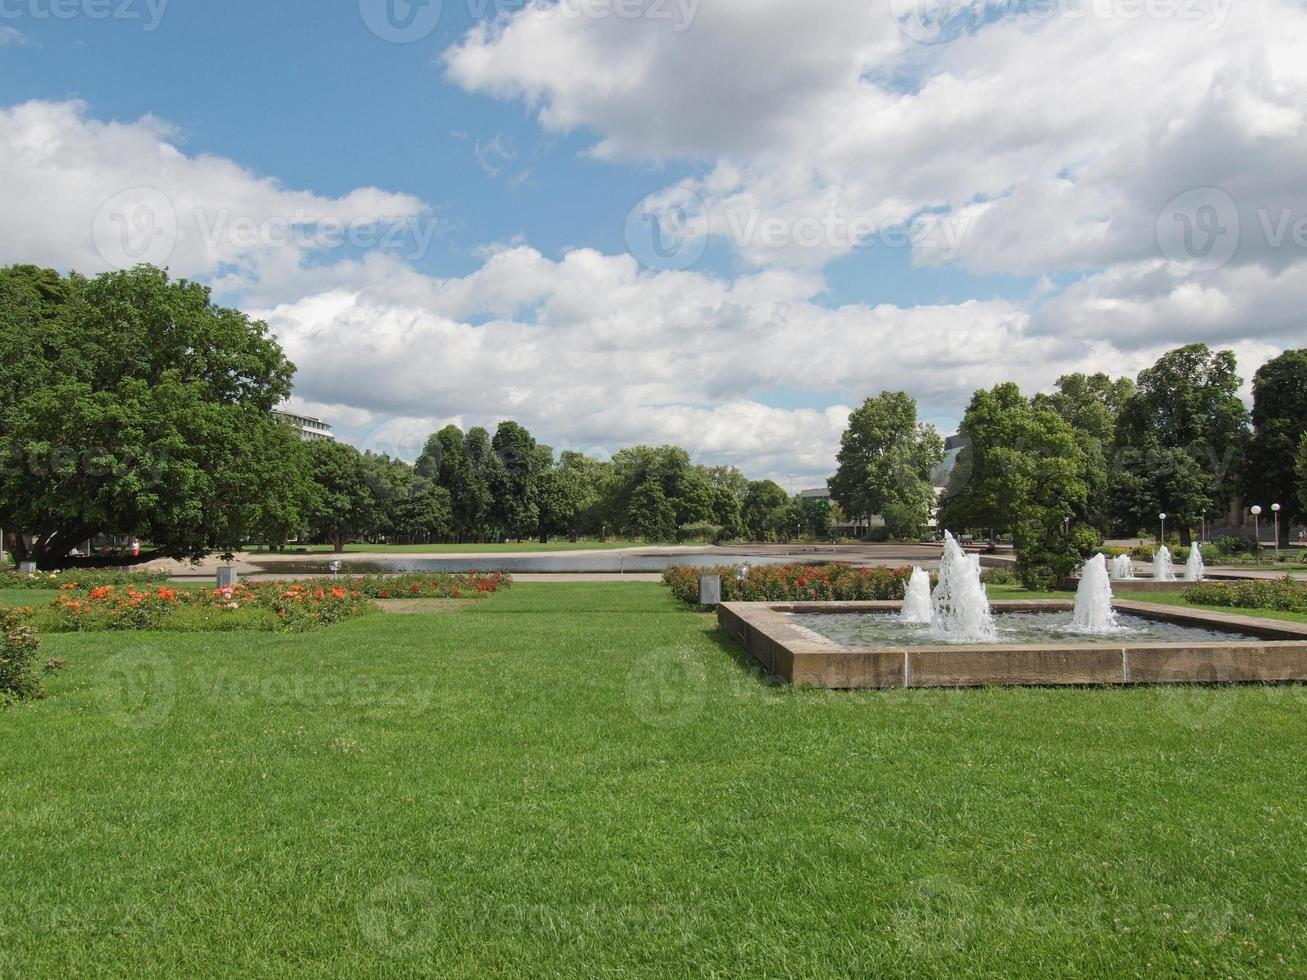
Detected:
[
  {"left": 272, "top": 409, "right": 335, "bottom": 442},
  {"left": 799, "top": 487, "right": 885, "bottom": 535},
  {"left": 931, "top": 433, "right": 966, "bottom": 491}
]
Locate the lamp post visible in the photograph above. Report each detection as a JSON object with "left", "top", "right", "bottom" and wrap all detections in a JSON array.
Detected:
[
  {"left": 1251, "top": 505, "right": 1263, "bottom": 561},
  {"left": 1272, "top": 503, "right": 1281, "bottom": 559},
  {"left": 1159, "top": 513, "right": 1167, "bottom": 547}
]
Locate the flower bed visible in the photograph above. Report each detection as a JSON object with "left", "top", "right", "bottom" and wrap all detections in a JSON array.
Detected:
[
  {"left": 342, "top": 572, "right": 512, "bottom": 600},
  {"left": 663, "top": 563, "right": 912, "bottom": 605},
  {"left": 46, "top": 581, "right": 377, "bottom": 633},
  {"left": 0, "top": 568, "right": 169, "bottom": 591},
  {"left": 1184, "top": 577, "right": 1307, "bottom": 614}
]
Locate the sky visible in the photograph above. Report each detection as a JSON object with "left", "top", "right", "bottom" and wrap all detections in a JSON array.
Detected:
[{"left": 1, "top": 0, "right": 1304, "bottom": 490}]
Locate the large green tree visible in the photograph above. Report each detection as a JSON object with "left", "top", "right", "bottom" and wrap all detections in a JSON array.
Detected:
[
  {"left": 1297, "top": 434, "right": 1307, "bottom": 519},
  {"left": 1110, "top": 345, "right": 1249, "bottom": 543},
  {"left": 0, "top": 265, "right": 299, "bottom": 568},
  {"left": 457, "top": 427, "right": 499, "bottom": 541},
  {"left": 828, "top": 391, "right": 944, "bottom": 540},
  {"left": 939, "top": 383, "right": 1092, "bottom": 589},
  {"left": 490, "top": 421, "right": 545, "bottom": 540},
  {"left": 361, "top": 453, "right": 452, "bottom": 545},
  {"left": 537, "top": 451, "right": 611, "bottom": 541},
  {"left": 742, "top": 480, "right": 789, "bottom": 541},
  {"left": 1246, "top": 349, "right": 1307, "bottom": 543},
  {"left": 1033, "top": 372, "right": 1134, "bottom": 531},
  {"left": 304, "top": 440, "right": 376, "bottom": 553}
]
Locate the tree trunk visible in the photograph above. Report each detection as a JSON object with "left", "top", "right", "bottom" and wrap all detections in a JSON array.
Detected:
[{"left": 332, "top": 532, "right": 346, "bottom": 553}]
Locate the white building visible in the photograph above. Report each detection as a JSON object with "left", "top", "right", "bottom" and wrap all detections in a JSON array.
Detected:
[{"left": 272, "top": 409, "right": 335, "bottom": 442}]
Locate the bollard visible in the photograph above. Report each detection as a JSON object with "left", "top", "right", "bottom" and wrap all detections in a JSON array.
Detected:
[
  {"left": 216, "top": 566, "right": 238, "bottom": 589},
  {"left": 699, "top": 574, "right": 722, "bottom": 607}
]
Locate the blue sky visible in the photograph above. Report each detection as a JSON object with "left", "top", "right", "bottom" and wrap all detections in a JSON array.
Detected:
[{"left": 0, "top": 0, "right": 1300, "bottom": 486}]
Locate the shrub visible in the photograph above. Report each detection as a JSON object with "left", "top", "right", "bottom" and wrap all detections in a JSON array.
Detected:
[
  {"left": 980, "top": 566, "right": 1020, "bottom": 585},
  {"left": 1, "top": 608, "right": 42, "bottom": 701},
  {"left": 341, "top": 572, "right": 510, "bottom": 600},
  {"left": 45, "top": 581, "right": 378, "bottom": 633},
  {"left": 663, "top": 563, "right": 911, "bottom": 605},
  {"left": 1184, "top": 577, "right": 1307, "bottom": 613},
  {"left": 0, "top": 568, "right": 169, "bottom": 591},
  {"left": 676, "top": 522, "right": 723, "bottom": 544},
  {"left": 1207, "top": 535, "right": 1253, "bottom": 560}
]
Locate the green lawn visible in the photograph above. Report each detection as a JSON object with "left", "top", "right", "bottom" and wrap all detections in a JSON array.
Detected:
[
  {"left": 4, "top": 583, "right": 1307, "bottom": 976},
  {"left": 265, "top": 540, "right": 655, "bottom": 555}
]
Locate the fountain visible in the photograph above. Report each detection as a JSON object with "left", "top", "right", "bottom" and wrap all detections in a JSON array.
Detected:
[
  {"left": 900, "top": 567, "right": 933, "bottom": 624},
  {"left": 1110, "top": 554, "right": 1135, "bottom": 581},
  {"left": 930, "top": 531, "right": 997, "bottom": 642},
  {"left": 1184, "top": 542, "right": 1205, "bottom": 582},
  {"left": 1153, "top": 546, "right": 1176, "bottom": 581},
  {"left": 1072, "top": 554, "right": 1119, "bottom": 632}
]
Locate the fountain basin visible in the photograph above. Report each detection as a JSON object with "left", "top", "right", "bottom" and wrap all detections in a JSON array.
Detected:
[{"left": 718, "top": 600, "right": 1307, "bottom": 689}]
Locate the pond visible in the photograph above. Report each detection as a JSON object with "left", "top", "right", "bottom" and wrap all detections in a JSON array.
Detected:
[{"left": 248, "top": 553, "right": 826, "bottom": 576}]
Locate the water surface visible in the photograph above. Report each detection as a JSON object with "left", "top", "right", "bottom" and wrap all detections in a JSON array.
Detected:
[{"left": 788, "top": 611, "right": 1257, "bottom": 647}]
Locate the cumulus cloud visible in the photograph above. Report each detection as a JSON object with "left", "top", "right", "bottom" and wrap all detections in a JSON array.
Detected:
[
  {"left": 446, "top": 0, "right": 1307, "bottom": 276},
  {"left": 251, "top": 246, "right": 1176, "bottom": 484},
  {"left": 0, "top": 100, "right": 430, "bottom": 285}
]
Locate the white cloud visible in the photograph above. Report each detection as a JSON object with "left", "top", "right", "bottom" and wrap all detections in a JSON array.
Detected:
[
  {"left": 0, "top": 26, "right": 31, "bottom": 45},
  {"left": 446, "top": 0, "right": 1307, "bottom": 276},
  {"left": 0, "top": 100, "right": 429, "bottom": 283},
  {"left": 251, "top": 247, "right": 1176, "bottom": 483}
]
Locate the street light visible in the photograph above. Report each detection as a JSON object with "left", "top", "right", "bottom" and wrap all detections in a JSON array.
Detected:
[
  {"left": 1159, "top": 512, "right": 1167, "bottom": 546},
  {"left": 1251, "top": 505, "right": 1263, "bottom": 560},
  {"left": 1272, "top": 503, "right": 1281, "bottom": 559}
]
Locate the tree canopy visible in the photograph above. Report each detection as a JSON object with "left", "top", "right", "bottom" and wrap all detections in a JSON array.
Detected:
[
  {"left": 1110, "top": 344, "right": 1249, "bottom": 543},
  {"left": 1246, "top": 349, "right": 1307, "bottom": 542},
  {"left": 939, "top": 382, "right": 1091, "bottom": 589},
  {"left": 0, "top": 264, "right": 303, "bottom": 568},
  {"left": 828, "top": 391, "right": 943, "bottom": 539}
]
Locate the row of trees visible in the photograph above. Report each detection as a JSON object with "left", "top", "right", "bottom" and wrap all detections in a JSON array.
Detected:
[
  {"left": 826, "top": 345, "right": 1307, "bottom": 587},
  {"left": 300, "top": 433, "right": 822, "bottom": 550},
  {"left": 0, "top": 265, "right": 832, "bottom": 567},
  {"left": 5, "top": 263, "right": 1305, "bottom": 570}
]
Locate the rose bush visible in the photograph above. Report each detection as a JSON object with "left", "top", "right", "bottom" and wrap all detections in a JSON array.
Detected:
[
  {"left": 46, "top": 581, "right": 377, "bottom": 633},
  {"left": 1184, "top": 577, "right": 1307, "bottom": 613},
  {"left": 1, "top": 608, "right": 42, "bottom": 701},
  {"left": 0, "top": 568, "right": 169, "bottom": 591},
  {"left": 663, "top": 563, "right": 912, "bottom": 605}
]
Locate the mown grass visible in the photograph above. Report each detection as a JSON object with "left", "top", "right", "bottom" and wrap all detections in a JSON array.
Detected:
[{"left": 3, "top": 583, "right": 1307, "bottom": 976}]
